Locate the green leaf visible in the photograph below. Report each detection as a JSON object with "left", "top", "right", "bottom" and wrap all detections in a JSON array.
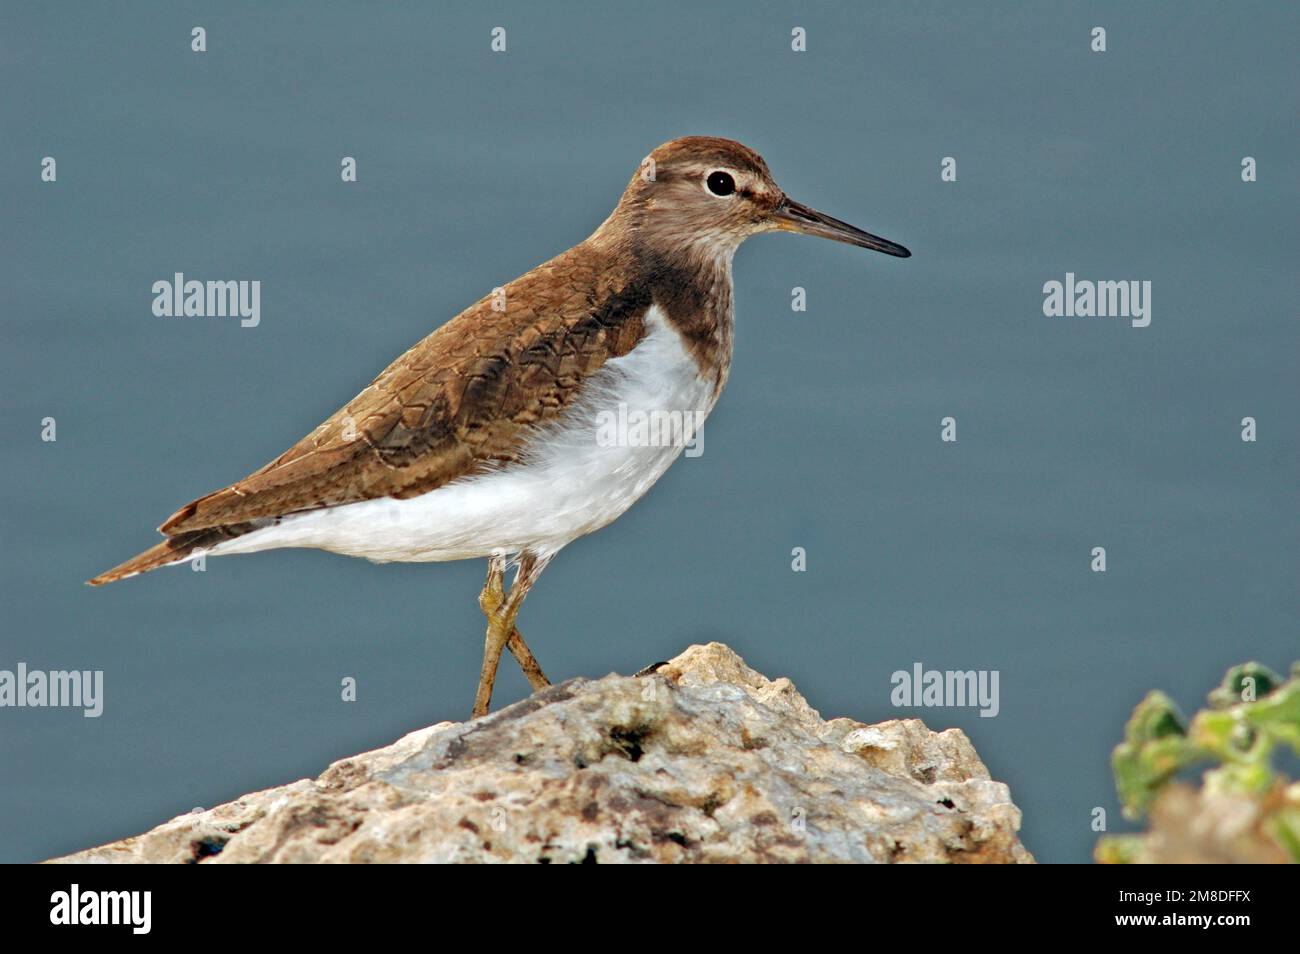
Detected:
[
  {"left": 1208, "top": 662, "right": 1283, "bottom": 709},
  {"left": 1266, "top": 805, "right": 1300, "bottom": 862},
  {"left": 1102, "top": 664, "right": 1300, "bottom": 860},
  {"left": 1094, "top": 834, "right": 1144, "bottom": 865},
  {"left": 1240, "top": 680, "right": 1300, "bottom": 755},
  {"left": 1113, "top": 692, "right": 1199, "bottom": 819}
]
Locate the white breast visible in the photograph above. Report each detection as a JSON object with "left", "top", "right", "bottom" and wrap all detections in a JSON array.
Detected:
[{"left": 210, "top": 305, "right": 718, "bottom": 564}]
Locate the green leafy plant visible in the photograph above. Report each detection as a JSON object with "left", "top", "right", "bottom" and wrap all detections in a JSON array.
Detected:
[{"left": 1096, "top": 662, "right": 1300, "bottom": 864}]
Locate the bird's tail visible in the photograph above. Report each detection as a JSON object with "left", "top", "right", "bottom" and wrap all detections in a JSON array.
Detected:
[{"left": 87, "top": 528, "right": 229, "bottom": 586}]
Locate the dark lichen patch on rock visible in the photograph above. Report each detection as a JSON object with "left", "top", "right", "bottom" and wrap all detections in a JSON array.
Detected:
[
  {"left": 187, "top": 836, "right": 227, "bottom": 862},
  {"left": 606, "top": 724, "right": 655, "bottom": 762}
]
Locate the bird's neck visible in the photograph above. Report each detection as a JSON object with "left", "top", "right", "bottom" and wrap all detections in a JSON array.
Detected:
[
  {"left": 638, "top": 245, "right": 735, "bottom": 397},
  {"left": 589, "top": 200, "right": 739, "bottom": 395}
]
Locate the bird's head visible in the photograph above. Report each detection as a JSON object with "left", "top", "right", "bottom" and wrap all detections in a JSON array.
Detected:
[{"left": 600, "top": 136, "right": 910, "bottom": 264}]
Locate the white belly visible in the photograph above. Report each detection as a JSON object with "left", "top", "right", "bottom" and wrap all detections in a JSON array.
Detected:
[{"left": 209, "top": 305, "right": 717, "bottom": 564}]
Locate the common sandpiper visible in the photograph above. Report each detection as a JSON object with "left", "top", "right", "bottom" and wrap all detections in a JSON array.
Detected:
[{"left": 90, "top": 136, "right": 911, "bottom": 717}]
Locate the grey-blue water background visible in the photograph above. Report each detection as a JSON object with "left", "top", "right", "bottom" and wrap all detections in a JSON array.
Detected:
[{"left": 1, "top": 2, "right": 1296, "bottom": 862}]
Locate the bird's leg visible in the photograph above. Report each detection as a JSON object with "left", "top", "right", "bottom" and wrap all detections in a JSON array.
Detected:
[
  {"left": 478, "top": 554, "right": 550, "bottom": 692},
  {"left": 472, "top": 552, "right": 551, "bottom": 718},
  {"left": 507, "top": 630, "right": 550, "bottom": 691}
]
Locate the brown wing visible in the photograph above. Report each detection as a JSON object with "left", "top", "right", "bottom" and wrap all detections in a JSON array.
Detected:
[{"left": 160, "top": 243, "right": 649, "bottom": 535}]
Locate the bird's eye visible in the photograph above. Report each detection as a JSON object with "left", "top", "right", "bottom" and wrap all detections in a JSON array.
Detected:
[{"left": 706, "top": 171, "right": 736, "bottom": 196}]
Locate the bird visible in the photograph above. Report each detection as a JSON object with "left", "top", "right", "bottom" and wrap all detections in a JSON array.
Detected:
[{"left": 89, "top": 136, "right": 910, "bottom": 717}]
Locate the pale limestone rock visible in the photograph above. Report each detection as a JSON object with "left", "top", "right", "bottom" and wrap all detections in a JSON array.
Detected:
[{"left": 49, "top": 643, "right": 1033, "bottom": 864}]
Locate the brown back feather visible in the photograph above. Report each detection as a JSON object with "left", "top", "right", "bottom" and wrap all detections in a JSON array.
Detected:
[{"left": 160, "top": 241, "right": 649, "bottom": 535}]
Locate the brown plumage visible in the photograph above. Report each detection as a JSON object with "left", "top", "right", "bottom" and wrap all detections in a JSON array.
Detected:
[{"left": 90, "top": 242, "right": 652, "bottom": 584}]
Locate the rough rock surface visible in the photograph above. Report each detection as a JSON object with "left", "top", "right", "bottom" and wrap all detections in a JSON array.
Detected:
[{"left": 50, "top": 643, "right": 1033, "bottom": 863}]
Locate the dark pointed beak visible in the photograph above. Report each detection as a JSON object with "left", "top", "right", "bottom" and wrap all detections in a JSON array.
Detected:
[{"left": 772, "top": 198, "right": 911, "bottom": 258}]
